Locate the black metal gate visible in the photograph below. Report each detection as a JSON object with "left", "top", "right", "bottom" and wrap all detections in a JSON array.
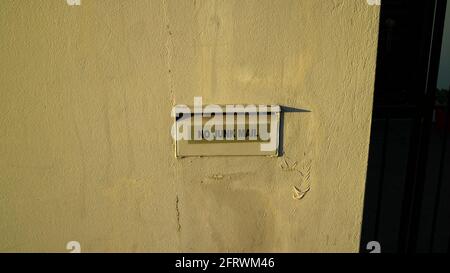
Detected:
[{"left": 360, "top": 0, "right": 450, "bottom": 253}]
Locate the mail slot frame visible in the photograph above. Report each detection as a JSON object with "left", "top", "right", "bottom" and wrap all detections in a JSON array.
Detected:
[{"left": 173, "top": 105, "right": 281, "bottom": 158}]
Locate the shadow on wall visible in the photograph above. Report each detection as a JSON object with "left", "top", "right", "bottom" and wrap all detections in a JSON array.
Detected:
[{"left": 279, "top": 106, "right": 311, "bottom": 156}]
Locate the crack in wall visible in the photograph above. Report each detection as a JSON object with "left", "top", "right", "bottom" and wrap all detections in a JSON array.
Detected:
[
  {"left": 163, "top": 0, "right": 175, "bottom": 105},
  {"left": 176, "top": 195, "right": 181, "bottom": 232}
]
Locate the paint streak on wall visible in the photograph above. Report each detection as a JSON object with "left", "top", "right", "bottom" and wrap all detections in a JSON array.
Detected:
[{"left": 0, "top": 0, "right": 379, "bottom": 252}]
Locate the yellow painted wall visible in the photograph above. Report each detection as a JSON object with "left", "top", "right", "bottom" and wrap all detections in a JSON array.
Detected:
[{"left": 0, "top": 0, "right": 380, "bottom": 252}]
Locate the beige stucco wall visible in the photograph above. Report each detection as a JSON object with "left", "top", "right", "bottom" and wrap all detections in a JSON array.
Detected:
[{"left": 0, "top": 0, "right": 380, "bottom": 252}]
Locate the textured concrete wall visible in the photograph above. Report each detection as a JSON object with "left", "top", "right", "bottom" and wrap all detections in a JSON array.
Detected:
[{"left": 0, "top": 0, "right": 380, "bottom": 252}]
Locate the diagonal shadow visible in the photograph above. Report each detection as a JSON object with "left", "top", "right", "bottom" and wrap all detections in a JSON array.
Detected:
[{"left": 279, "top": 106, "right": 312, "bottom": 156}]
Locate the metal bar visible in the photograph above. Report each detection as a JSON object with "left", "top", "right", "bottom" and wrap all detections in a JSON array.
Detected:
[
  {"left": 398, "top": 117, "right": 424, "bottom": 252},
  {"left": 430, "top": 92, "right": 450, "bottom": 252},
  {"left": 374, "top": 118, "right": 390, "bottom": 240},
  {"left": 401, "top": 0, "right": 449, "bottom": 253}
]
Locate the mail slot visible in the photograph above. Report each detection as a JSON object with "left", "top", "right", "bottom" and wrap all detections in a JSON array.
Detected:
[{"left": 172, "top": 104, "right": 281, "bottom": 157}]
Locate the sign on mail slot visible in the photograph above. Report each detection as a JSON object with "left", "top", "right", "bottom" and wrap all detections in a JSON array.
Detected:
[{"left": 172, "top": 101, "right": 280, "bottom": 157}]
